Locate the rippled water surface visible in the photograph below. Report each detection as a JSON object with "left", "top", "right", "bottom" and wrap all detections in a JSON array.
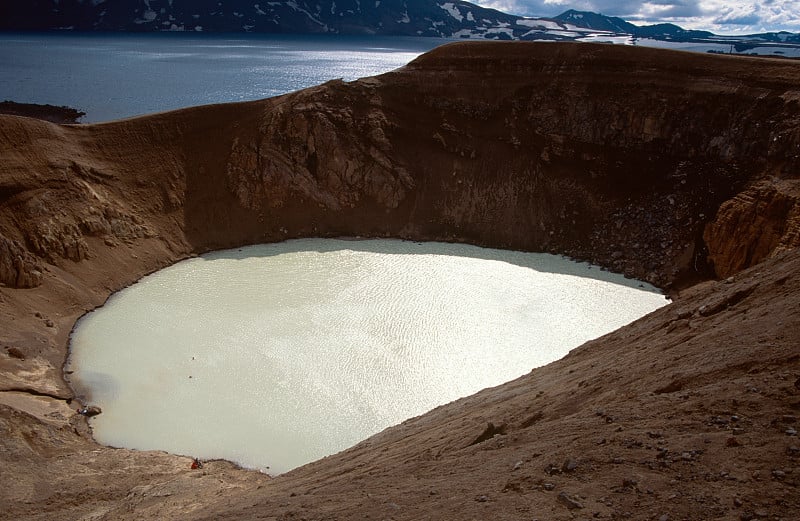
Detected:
[
  {"left": 0, "top": 33, "right": 440, "bottom": 122},
  {"left": 68, "top": 239, "right": 668, "bottom": 473}
]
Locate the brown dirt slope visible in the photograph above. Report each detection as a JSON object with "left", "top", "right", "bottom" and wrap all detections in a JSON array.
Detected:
[{"left": 1, "top": 42, "right": 799, "bottom": 520}]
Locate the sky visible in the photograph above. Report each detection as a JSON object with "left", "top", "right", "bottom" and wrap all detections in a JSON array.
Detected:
[{"left": 470, "top": 0, "right": 800, "bottom": 34}]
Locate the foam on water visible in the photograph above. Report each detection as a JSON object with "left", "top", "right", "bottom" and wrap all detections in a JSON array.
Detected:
[{"left": 67, "top": 239, "right": 668, "bottom": 474}]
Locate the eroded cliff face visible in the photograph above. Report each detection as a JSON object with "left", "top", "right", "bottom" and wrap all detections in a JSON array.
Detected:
[
  {"left": 216, "top": 43, "right": 800, "bottom": 287},
  {"left": 398, "top": 44, "right": 800, "bottom": 285},
  {"left": 2, "top": 43, "right": 799, "bottom": 292},
  {"left": 227, "top": 81, "right": 414, "bottom": 213},
  {"left": 704, "top": 178, "right": 800, "bottom": 277},
  {"left": 0, "top": 117, "right": 166, "bottom": 289}
]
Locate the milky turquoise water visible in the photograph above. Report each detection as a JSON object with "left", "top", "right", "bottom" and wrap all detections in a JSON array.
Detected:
[{"left": 67, "top": 239, "right": 668, "bottom": 474}]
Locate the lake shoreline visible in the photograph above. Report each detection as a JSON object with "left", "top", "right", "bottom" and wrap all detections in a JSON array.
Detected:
[
  {"left": 0, "top": 33, "right": 439, "bottom": 122},
  {"left": 0, "top": 100, "right": 85, "bottom": 124}
]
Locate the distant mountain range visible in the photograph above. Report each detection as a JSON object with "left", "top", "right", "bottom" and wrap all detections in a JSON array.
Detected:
[{"left": 2, "top": 1, "right": 799, "bottom": 54}]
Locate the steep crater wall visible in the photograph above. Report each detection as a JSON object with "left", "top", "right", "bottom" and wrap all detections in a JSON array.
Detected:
[
  {"left": 1, "top": 42, "right": 799, "bottom": 299},
  {"left": 198, "top": 42, "right": 800, "bottom": 288}
]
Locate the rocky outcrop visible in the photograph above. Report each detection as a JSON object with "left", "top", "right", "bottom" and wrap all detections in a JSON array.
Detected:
[
  {"left": 0, "top": 158, "right": 158, "bottom": 287},
  {"left": 704, "top": 177, "right": 800, "bottom": 278},
  {"left": 226, "top": 80, "right": 413, "bottom": 212},
  {"left": 0, "top": 234, "right": 42, "bottom": 288}
]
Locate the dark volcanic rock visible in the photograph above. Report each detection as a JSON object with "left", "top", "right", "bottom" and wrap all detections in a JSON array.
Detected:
[{"left": 0, "top": 101, "right": 85, "bottom": 124}]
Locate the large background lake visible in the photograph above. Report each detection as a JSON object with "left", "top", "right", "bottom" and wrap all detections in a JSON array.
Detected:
[{"left": 0, "top": 33, "right": 443, "bottom": 122}]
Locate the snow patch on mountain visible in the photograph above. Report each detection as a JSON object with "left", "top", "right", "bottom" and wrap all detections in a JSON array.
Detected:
[
  {"left": 440, "top": 3, "right": 463, "bottom": 22},
  {"left": 517, "top": 19, "right": 561, "bottom": 30}
]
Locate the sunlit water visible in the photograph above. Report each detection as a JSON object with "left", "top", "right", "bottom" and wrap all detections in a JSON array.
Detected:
[
  {"left": 67, "top": 239, "right": 668, "bottom": 474},
  {"left": 0, "top": 33, "right": 440, "bottom": 122}
]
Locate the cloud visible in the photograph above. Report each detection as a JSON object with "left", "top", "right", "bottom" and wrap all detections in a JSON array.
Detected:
[
  {"left": 469, "top": 0, "right": 800, "bottom": 33},
  {"left": 714, "top": 12, "right": 762, "bottom": 25}
]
